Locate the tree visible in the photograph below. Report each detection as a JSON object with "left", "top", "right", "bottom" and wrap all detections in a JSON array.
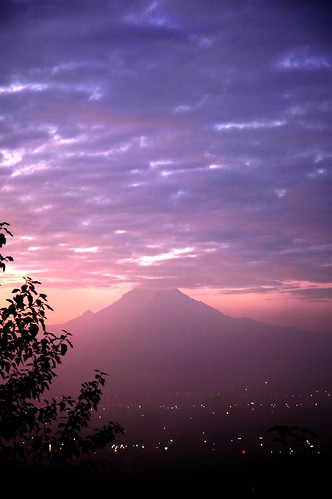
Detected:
[
  {"left": 266, "top": 424, "right": 299, "bottom": 455},
  {"left": 0, "top": 222, "right": 124, "bottom": 484},
  {"left": 266, "top": 424, "right": 318, "bottom": 457},
  {"left": 0, "top": 222, "right": 14, "bottom": 273}
]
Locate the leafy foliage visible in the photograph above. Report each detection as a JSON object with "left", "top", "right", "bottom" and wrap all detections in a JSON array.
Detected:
[
  {"left": 0, "top": 223, "right": 124, "bottom": 477},
  {"left": 0, "top": 222, "right": 14, "bottom": 273}
]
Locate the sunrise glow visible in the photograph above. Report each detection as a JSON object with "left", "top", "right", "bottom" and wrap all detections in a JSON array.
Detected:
[{"left": 0, "top": 0, "right": 331, "bottom": 332}]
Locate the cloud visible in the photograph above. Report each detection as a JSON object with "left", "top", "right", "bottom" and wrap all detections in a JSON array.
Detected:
[{"left": 0, "top": 0, "right": 331, "bottom": 312}]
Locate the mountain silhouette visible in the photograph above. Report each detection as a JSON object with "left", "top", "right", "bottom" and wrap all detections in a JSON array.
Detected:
[{"left": 50, "top": 287, "right": 332, "bottom": 399}]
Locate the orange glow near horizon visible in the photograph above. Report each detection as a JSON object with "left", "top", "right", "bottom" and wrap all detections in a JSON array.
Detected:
[{"left": 184, "top": 288, "right": 332, "bottom": 333}]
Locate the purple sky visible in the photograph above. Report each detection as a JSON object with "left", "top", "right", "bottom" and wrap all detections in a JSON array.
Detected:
[{"left": 1, "top": 1, "right": 331, "bottom": 330}]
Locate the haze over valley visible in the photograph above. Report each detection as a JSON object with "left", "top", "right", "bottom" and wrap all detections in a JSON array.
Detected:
[{"left": 48, "top": 288, "right": 332, "bottom": 493}]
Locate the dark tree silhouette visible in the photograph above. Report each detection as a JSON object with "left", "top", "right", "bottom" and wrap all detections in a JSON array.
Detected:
[
  {"left": 291, "top": 425, "right": 319, "bottom": 456},
  {"left": 0, "top": 222, "right": 13, "bottom": 272},
  {"left": 266, "top": 424, "right": 298, "bottom": 454},
  {"left": 0, "top": 222, "right": 124, "bottom": 484},
  {"left": 267, "top": 424, "right": 319, "bottom": 457}
]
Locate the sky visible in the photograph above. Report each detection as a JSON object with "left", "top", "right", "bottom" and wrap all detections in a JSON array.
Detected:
[{"left": 0, "top": 0, "right": 331, "bottom": 332}]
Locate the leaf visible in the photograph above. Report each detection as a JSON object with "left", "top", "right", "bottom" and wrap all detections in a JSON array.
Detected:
[
  {"left": 29, "top": 323, "right": 39, "bottom": 336},
  {"left": 60, "top": 343, "right": 68, "bottom": 356}
]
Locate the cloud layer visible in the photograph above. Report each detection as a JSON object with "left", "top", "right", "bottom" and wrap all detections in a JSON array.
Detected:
[{"left": 1, "top": 0, "right": 331, "bottom": 309}]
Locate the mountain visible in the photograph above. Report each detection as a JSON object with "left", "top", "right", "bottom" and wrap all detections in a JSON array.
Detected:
[{"left": 49, "top": 287, "right": 332, "bottom": 399}]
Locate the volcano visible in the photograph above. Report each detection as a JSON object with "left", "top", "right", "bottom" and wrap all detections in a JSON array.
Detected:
[{"left": 50, "top": 287, "right": 332, "bottom": 399}]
